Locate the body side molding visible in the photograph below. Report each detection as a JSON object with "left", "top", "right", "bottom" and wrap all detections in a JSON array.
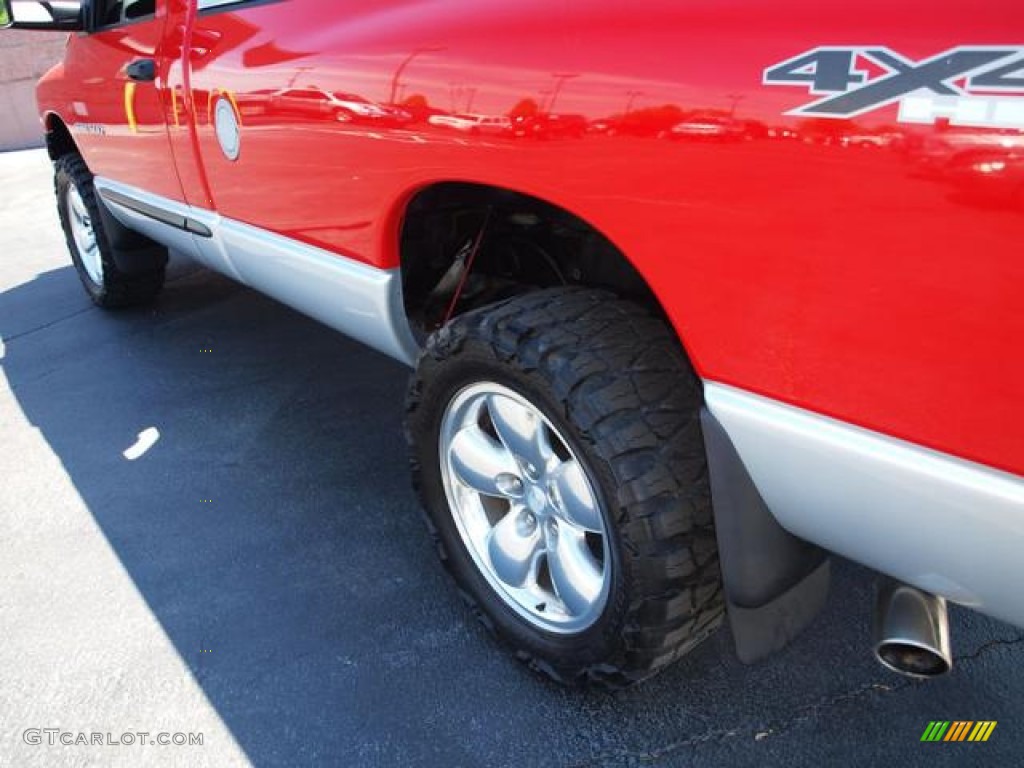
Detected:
[{"left": 97, "top": 186, "right": 212, "bottom": 237}]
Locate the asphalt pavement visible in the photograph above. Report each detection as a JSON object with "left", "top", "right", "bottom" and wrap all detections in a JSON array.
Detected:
[{"left": 1, "top": 148, "right": 1021, "bottom": 767}]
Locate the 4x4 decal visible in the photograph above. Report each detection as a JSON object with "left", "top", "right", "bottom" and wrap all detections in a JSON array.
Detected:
[{"left": 763, "top": 46, "right": 1024, "bottom": 129}]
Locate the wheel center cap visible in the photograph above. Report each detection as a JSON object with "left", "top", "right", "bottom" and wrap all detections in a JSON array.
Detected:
[{"left": 526, "top": 484, "right": 548, "bottom": 514}]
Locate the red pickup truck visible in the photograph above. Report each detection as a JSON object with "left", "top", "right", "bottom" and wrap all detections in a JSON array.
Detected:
[{"left": 6, "top": 0, "right": 1022, "bottom": 687}]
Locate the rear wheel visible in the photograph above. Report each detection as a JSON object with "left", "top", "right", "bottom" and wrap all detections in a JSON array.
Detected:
[
  {"left": 55, "top": 153, "right": 166, "bottom": 308},
  {"left": 406, "top": 288, "right": 724, "bottom": 687}
]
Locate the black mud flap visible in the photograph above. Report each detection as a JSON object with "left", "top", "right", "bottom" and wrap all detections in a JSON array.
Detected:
[{"left": 701, "top": 408, "right": 831, "bottom": 663}]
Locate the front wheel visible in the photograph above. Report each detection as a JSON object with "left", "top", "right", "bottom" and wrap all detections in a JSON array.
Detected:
[
  {"left": 55, "top": 153, "right": 166, "bottom": 308},
  {"left": 406, "top": 289, "right": 724, "bottom": 687}
]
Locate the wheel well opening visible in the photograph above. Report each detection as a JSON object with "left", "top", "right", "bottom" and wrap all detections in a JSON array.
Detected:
[
  {"left": 44, "top": 114, "right": 77, "bottom": 161},
  {"left": 399, "top": 182, "right": 660, "bottom": 337}
]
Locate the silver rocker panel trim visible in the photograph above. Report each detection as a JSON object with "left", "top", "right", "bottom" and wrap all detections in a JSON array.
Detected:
[
  {"left": 93, "top": 177, "right": 419, "bottom": 365},
  {"left": 704, "top": 382, "right": 1024, "bottom": 628}
]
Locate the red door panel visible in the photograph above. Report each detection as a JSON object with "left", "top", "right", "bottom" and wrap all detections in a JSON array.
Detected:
[{"left": 63, "top": 0, "right": 184, "bottom": 202}]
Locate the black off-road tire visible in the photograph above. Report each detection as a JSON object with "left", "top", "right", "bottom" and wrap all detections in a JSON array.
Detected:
[
  {"left": 55, "top": 153, "right": 166, "bottom": 308},
  {"left": 406, "top": 288, "right": 724, "bottom": 687}
]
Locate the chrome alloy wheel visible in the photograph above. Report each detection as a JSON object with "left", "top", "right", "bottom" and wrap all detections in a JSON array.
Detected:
[
  {"left": 439, "top": 382, "right": 612, "bottom": 634},
  {"left": 66, "top": 184, "right": 103, "bottom": 285}
]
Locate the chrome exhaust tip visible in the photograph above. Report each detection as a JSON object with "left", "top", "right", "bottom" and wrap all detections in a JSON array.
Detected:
[{"left": 874, "top": 577, "right": 952, "bottom": 678}]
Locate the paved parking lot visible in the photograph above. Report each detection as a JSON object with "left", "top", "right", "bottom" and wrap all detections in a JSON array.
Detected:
[{"left": 1, "top": 148, "right": 1022, "bottom": 767}]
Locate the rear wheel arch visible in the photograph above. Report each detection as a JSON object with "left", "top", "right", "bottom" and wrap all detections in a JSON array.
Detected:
[{"left": 395, "top": 180, "right": 692, "bottom": 357}]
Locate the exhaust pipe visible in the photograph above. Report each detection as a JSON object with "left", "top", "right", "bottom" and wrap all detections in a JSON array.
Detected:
[{"left": 874, "top": 577, "right": 952, "bottom": 678}]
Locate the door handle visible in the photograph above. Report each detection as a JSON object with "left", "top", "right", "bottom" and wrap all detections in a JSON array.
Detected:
[{"left": 126, "top": 58, "right": 157, "bottom": 82}]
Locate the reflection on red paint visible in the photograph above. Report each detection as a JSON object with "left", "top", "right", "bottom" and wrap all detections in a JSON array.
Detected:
[{"left": 35, "top": 0, "right": 1024, "bottom": 476}]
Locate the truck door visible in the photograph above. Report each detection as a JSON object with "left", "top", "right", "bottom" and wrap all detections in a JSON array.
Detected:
[
  {"left": 180, "top": 0, "right": 404, "bottom": 267},
  {"left": 66, "top": 0, "right": 185, "bottom": 202}
]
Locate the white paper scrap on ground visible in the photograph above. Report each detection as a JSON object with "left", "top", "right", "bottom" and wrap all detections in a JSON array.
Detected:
[{"left": 123, "top": 427, "right": 160, "bottom": 460}]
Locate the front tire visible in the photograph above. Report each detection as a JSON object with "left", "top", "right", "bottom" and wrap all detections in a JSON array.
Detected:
[
  {"left": 406, "top": 289, "right": 724, "bottom": 687},
  {"left": 55, "top": 153, "right": 166, "bottom": 308}
]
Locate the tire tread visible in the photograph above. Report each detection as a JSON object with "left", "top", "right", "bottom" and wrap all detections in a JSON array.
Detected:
[
  {"left": 55, "top": 153, "right": 165, "bottom": 308},
  {"left": 406, "top": 288, "right": 724, "bottom": 688}
]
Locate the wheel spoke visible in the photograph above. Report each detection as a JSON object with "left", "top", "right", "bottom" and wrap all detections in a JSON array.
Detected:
[
  {"left": 487, "top": 393, "right": 552, "bottom": 474},
  {"left": 449, "top": 425, "right": 520, "bottom": 497},
  {"left": 548, "top": 528, "right": 604, "bottom": 617},
  {"left": 69, "top": 189, "right": 86, "bottom": 221},
  {"left": 439, "top": 381, "right": 612, "bottom": 632},
  {"left": 487, "top": 508, "right": 542, "bottom": 587},
  {"left": 551, "top": 459, "right": 603, "bottom": 532},
  {"left": 66, "top": 186, "right": 104, "bottom": 285}
]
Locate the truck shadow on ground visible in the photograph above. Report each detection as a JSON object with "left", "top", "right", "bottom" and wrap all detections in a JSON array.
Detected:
[{"left": 1, "top": 260, "right": 1018, "bottom": 767}]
